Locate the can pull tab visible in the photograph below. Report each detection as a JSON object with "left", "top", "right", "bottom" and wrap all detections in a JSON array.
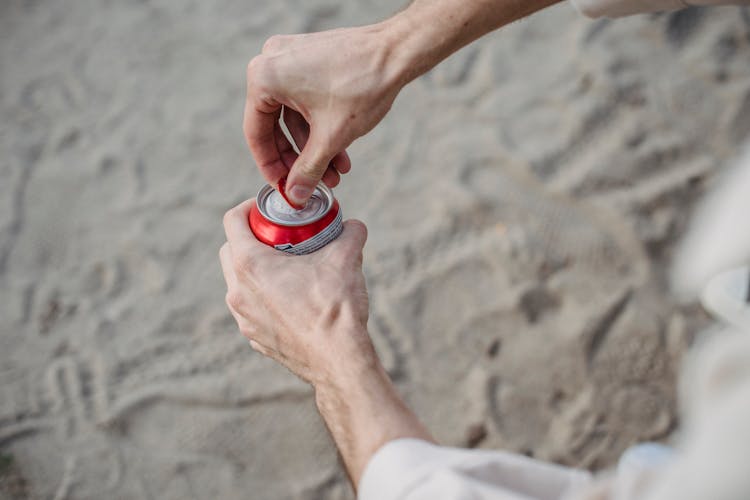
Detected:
[{"left": 277, "top": 178, "right": 305, "bottom": 210}]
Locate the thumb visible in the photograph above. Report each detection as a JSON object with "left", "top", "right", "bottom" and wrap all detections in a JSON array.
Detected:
[
  {"left": 335, "top": 220, "right": 368, "bottom": 256},
  {"left": 286, "top": 130, "right": 337, "bottom": 206}
]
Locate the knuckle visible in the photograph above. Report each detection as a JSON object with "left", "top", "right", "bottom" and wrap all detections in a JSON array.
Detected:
[
  {"left": 239, "top": 324, "right": 256, "bottom": 339},
  {"left": 262, "top": 35, "right": 284, "bottom": 53},
  {"left": 246, "top": 57, "right": 275, "bottom": 105},
  {"left": 225, "top": 291, "right": 244, "bottom": 312},
  {"left": 298, "top": 159, "right": 329, "bottom": 179},
  {"left": 250, "top": 342, "right": 270, "bottom": 357},
  {"left": 246, "top": 56, "right": 267, "bottom": 82},
  {"left": 348, "top": 219, "right": 366, "bottom": 234},
  {"left": 297, "top": 162, "right": 320, "bottom": 178},
  {"left": 246, "top": 57, "right": 256, "bottom": 78},
  {"left": 222, "top": 209, "right": 234, "bottom": 228}
]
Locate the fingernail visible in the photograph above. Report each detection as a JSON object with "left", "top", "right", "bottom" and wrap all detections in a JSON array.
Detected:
[{"left": 290, "top": 185, "right": 313, "bottom": 204}]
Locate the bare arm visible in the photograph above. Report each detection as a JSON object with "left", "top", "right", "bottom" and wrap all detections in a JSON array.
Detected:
[
  {"left": 313, "top": 343, "right": 434, "bottom": 487},
  {"left": 244, "top": 0, "right": 563, "bottom": 206},
  {"left": 389, "top": 0, "right": 564, "bottom": 85},
  {"left": 219, "top": 202, "right": 432, "bottom": 488}
]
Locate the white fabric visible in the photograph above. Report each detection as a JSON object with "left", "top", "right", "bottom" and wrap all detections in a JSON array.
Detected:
[
  {"left": 672, "top": 145, "right": 750, "bottom": 299},
  {"left": 358, "top": 439, "right": 592, "bottom": 500},
  {"left": 570, "top": 0, "right": 750, "bottom": 18},
  {"left": 643, "top": 332, "right": 750, "bottom": 500},
  {"left": 358, "top": 335, "right": 750, "bottom": 500}
]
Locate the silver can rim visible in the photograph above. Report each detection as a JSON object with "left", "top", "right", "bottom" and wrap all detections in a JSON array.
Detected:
[{"left": 255, "top": 183, "right": 335, "bottom": 227}]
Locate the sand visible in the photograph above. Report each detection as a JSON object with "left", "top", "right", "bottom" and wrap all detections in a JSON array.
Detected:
[{"left": 1, "top": 1, "right": 750, "bottom": 499}]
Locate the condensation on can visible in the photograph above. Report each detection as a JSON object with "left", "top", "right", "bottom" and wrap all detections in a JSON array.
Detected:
[{"left": 249, "top": 183, "right": 343, "bottom": 255}]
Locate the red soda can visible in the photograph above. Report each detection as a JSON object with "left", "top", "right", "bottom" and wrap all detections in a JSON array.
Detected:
[{"left": 249, "top": 182, "right": 343, "bottom": 255}]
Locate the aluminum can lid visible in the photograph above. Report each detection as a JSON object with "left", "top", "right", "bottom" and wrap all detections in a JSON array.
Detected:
[{"left": 256, "top": 183, "right": 334, "bottom": 227}]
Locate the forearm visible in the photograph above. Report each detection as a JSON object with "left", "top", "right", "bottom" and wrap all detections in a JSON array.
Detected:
[
  {"left": 314, "top": 328, "right": 434, "bottom": 490},
  {"left": 384, "top": 0, "right": 564, "bottom": 85}
]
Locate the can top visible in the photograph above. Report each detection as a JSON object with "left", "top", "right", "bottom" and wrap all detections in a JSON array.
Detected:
[{"left": 256, "top": 183, "right": 334, "bottom": 227}]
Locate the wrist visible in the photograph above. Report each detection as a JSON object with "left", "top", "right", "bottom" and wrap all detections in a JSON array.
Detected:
[
  {"left": 313, "top": 338, "right": 435, "bottom": 485},
  {"left": 378, "top": 8, "right": 439, "bottom": 87},
  {"left": 313, "top": 323, "right": 380, "bottom": 396},
  {"left": 379, "top": 1, "right": 490, "bottom": 87},
  {"left": 379, "top": 0, "right": 564, "bottom": 87}
]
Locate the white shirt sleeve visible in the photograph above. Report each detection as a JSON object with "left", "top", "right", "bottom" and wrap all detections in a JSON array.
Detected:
[
  {"left": 358, "top": 439, "right": 592, "bottom": 500},
  {"left": 570, "top": 0, "right": 750, "bottom": 18}
]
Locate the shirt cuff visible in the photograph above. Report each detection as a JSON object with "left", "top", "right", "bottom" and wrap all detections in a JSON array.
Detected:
[
  {"left": 358, "top": 438, "right": 592, "bottom": 500},
  {"left": 358, "top": 439, "right": 451, "bottom": 500}
]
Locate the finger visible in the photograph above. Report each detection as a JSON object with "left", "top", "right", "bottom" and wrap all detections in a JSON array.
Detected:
[
  {"left": 219, "top": 242, "right": 238, "bottom": 288},
  {"left": 251, "top": 338, "right": 287, "bottom": 359},
  {"left": 244, "top": 59, "right": 287, "bottom": 186},
  {"left": 248, "top": 339, "right": 285, "bottom": 364},
  {"left": 331, "top": 219, "right": 368, "bottom": 257},
  {"left": 261, "top": 34, "right": 290, "bottom": 55},
  {"left": 321, "top": 165, "right": 340, "bottom": 188},
  {"left": 282, "top": 107, "right": 309, "bottom": 153},
  {"left": 248, "top": 339, "right": 272, "bottom": 357},
  {"left": 286, "top": 129, "right": 338, "bottom": 206},
  {"left": 332, "top": 150, "right": 351, "bottom": 174},
  {"left": 226, "top": 294, "right": 246, "bottom": 326},
  {"left": 221, "top": 244, "right": 245, "bottom": 323},
  {"left": 225, "top": 292, "right": 262, "bottom": 343},
  {"left": 223, "top": 199, "right": 276, "bottom": 260},
  {"left": 274, "top": 118, "right": 297, "bottom": 173},
  {"left": 224, "top": 285, "right": 250, "bottom": 332},
  {"left": 243, "top": 99, "right": 288, "bottom": 185},
  {"left": 284, "top": 109, "right": 349, "bottom": 177}
]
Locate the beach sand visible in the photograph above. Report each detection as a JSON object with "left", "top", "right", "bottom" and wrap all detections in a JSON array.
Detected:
[{"left": 1, "top": 1, "right": 749, "bottom": 498}]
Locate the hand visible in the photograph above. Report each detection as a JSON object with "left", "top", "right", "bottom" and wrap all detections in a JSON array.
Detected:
[
  {"left": 219, "top": 199, "right": 375, "bottom": 387},
  {"left": 220, "top": 200, "right": 433, "bottom": 486},
  {"left": 244, "top": 23, "right": 404, "bottom": 207}
]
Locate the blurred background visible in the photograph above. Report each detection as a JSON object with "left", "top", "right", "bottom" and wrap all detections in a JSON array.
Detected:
[{"left": 1, "top": 1, "right": 749, "bottom": 498}]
